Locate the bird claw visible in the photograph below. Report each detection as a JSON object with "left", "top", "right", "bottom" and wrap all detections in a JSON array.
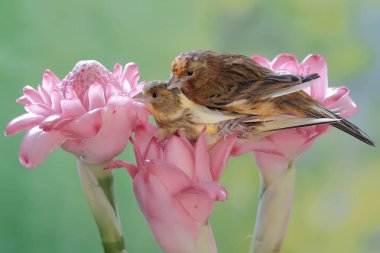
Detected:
[
  {"left": 217, "top": 116, "right": 257, "bottom": 137},
  {"left": 158, "top": 138, "right": 169, "bottom": 148}
]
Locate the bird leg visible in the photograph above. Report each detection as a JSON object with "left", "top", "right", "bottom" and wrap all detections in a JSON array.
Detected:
[{"left": 217, "top": 116, "right": 258, "bottom": 137}]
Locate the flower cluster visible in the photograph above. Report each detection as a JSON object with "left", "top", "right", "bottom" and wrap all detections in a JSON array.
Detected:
[{"left": 5, "top": 60, "right": 148, "bottom": 167}]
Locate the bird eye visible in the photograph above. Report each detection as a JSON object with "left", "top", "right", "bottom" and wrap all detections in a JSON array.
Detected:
[
  {"left": 152, "top": 92, "right": 160, "bottom": 99},
  {"left": 187, "top": 71, "right": 193, "bottom": 76}
]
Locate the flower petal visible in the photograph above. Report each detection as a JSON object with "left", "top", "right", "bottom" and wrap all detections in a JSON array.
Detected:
[
  {"left": 145, "top": 137, "right": 163, "bottom": 160},
  {"left": 37, "top": 85, "right": 51, "bottom": 106},
  {"left": 176, "top": 182, "right": 224, "bottom": 223},
  {"left": 39, "top": 114, "right": 73, "bottom": 131},
  {"left": 271, "top": 54, "right": 299, "bottom": 72},
  {"left": 146, "top": 160, "right": 192, "bottom": 193},
  {"left": 19, "top": 126, "right": 66, "bottom": 168},
  {"left": 25, "top": 103, "right": 54, "bottom": 117},
  {"left": 323, "top": 87, "right": 358, "bottom": 118},
  {"left": 16, "top": 96, "right": 30, "bottom": 105},
  {"left": 209, "top": 133, "right": 238, "bottom": 181},
  {"left": 51, "top": 90, "right": 63, "bottom": 113},
  {"left": 23, "top": 85, "right": 43, "bottom": 104},
  {"left": 301, "top": 54, "right": 328, "bottom": 101},
  {"left": 107, "top": 159, "right": 138, "bottom": 178},
  {"left": 133, "top": 123, "right": 157, "bottom": 156},
  {"left": 122, "top": 62, "right": 140, "bottom": 90},
  {"left": 164, "top": 135, "right": 195, "bottom": 179},
  {"left": 113, "top": 63, "right": 122, "bottom": 80},
  {"left": 193, "top": 131, "right": 212, "bottom": 183},
  {"left": 5, "top": 113, "right": 44, "bottom": 136},
  {"left": 251, "top": 55, "right": 271, "bottom": 68},
  {"left": 72, "top": 97, "right": 139, "bottom": 163},
  {"left": 88, "top": 83, "right": 106, "bottom": 110},
  {"left": 133, "top": 172, "right": 198, "bottom": 253},
  {"left": 42, "top": 69, "right": 60, "bottom": 92},
  {"left": 60, "top": 109, "right": 102, "bottom": 138}
]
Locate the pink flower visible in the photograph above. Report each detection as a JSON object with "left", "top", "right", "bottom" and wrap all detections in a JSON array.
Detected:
[
  {"left": 233, "top": 54, "right": 358, "bottom": 169},
  {"left": 5, "top": 60, "right": 148, "bottom": 168},
  {"left": 109, "top": 124, "right": 237, "bottom": 253}
]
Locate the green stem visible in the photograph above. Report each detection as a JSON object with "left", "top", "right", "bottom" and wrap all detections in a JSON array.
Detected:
[
  {"left": 249, "top": 162, "right": 296, "bottom": 253},
  {"left": 195, "top": 224, "right": 218, "bottom": 253},
  {"left": 77, "top": 160, "right": 127, "bottom": 253}
]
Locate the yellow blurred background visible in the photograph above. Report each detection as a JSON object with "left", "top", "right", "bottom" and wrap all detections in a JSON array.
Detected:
[{"left": 1, "top": 0, "right": 379, "bottom": 252}]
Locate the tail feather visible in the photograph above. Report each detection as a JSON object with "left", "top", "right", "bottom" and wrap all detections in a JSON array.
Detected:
[{"left": 305, "top": 106, "right": 375, "bottom": 146}]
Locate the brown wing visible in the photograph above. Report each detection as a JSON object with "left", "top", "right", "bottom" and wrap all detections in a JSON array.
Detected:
[{"left": 198, "top": 53, "right": 320, "bottom": 108}]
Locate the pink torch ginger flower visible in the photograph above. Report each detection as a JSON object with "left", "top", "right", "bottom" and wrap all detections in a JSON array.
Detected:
[
  {"left": 5, "top": 60, "right": 148, "bottom": 167},
  {"left": 236, "top": 54, "right": 360, "bottom": 253},
  {"left": 109, "top": 124, "right": 237, "bottom": 253},
  {"left": 249, "top": 54, "right": 358, "bottom": 176}
]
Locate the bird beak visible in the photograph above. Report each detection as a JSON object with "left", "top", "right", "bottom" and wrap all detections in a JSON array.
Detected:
[
  {"left": 132, "top": 91, "right": 147, "bottom": 104},
  {"left": 167, "top": 76, "right": 182, "bottom": 90}
]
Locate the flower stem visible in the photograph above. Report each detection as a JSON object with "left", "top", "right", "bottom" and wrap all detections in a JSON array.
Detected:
[
  {"left": 249, "top": 162, "right": 296, "bottom": 253},
  {"left": 195, "top": 224, "right": 218, "bottom": 253},
  {"left": 77, "top": 160, "right": 127, "bottom": 253}
]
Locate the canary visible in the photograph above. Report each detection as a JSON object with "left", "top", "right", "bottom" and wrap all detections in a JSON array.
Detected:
[
  {"left": 167, "top": 50, "right": 375, "bottom": 146},
  {"left": 135, "top": 80, "right": 341, "bottom": 143}
]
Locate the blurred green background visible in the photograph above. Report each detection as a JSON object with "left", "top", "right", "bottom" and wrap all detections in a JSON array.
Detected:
[{"left": 1, "top": 0, "right": 379, "bottom": 252}]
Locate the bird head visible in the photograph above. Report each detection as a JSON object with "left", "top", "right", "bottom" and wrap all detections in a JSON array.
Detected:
[
  {"left": 134, "top": 81, "right": 182, "bottom": 122},
  {"left": 168, "top": 50, "right": 210, "bottom": 91}
]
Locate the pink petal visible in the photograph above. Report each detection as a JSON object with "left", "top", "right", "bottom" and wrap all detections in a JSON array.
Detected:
[
  {"left": 60, "top": 109, "right": 102, "bottom": 138},
  {"left": 323, "top": 87, "right": 358, "bottom": 118},
  {"left": 39, "top": 114, "right": 73, "bottom": 131},
  {"left": 107, "top": 159, "right": 138, "bottom": 178},
  {"left": 16, "top": 96, "right": 30, "bottom": 105},
  {"left": 301, "top": 54, "right": 328, "bottom": 101},
  {"left": 5, "top": 113, "right": 44, "bottom": 136},
  {"left": 271, "top": 54, "right": 299, "bottom": 72},
  {"left": 133, "top": 123, "right": 157, "bottom": 156},
  {"left": 122, "top": 62, "right": 140, "bottom": 90},
  {"left": 279, "top": 60, "right": 300, "bottom": 74},
  {"left": 256, "top": 130, "right": 309, "bottom": 161},
  {"left": 23, "top": 86, "right": 43, "bottom": 104},
  {"left": 37, "top": 85, "right": 51, "bottom": 106},
  {"left": 105, "top": 85, "right": 119, "bottom": 100},
  {"left": 50, "top": 90, "right": 63, "bottom": 113},
  {"left": 25, "top": 103, "right": 54, "bottom": 117},
  {"left": 193, "top": 131, "right": 212, "bottom": 183},
  {"left": 42, "top": 69, "right": 60, "bottom": 92},
  {"left": 60, "top": 98, "right": 86, "bottom": 117},
  {"left": 133, "top": 172, "right": 198, "bottom": 252},
  {"left": 19, "top": 126, "right": 66, "bottom": 168},
  {"left": 113, "top": 63, "right": 123, "bottom": 80},
  {"left": 322, "top": 87, "right": 349, "bottom": 108},
  {"left": 176, "top": 184, "right": 219, "bottom": 223},
  {"left": 192, "top": 182, "right": 228, "bottom": 201},
  {"left": 88, "top": 83, "right": 106, "bottom": 110},
  {"left": 209, "top": 133, "right": 238, "bottom": 181},
  {"left": 230, "top": 140, "right": 255, "bottom": 156},
  {"left": 164, "top": 135, "right": 195, "bottom": 179},
  {"left": 146, "top": 160, "right": 192, "bottom": 193},
  {"left": 145, "top": 137, "right": 163, "bottom": 160},
  {"left": 251, "top": 55, "right": 271, "bottom": 68},
  {"left": 71, "top": 97, "right": 138, "bottom": 163}
]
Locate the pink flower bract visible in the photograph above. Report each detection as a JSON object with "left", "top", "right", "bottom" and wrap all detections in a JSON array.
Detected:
[
  {"left": 232, "top": 54, "right": 359, "bottom": 173},
  {"left": 109, "top": 124, "right": 237, "bottom": 253},
  {"left": 6, "top": 60, "right": 148, "bottom": 168}
]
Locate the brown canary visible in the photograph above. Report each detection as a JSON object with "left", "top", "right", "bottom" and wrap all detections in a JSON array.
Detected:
[
  {"left": 135, "top": 80, "right": 341, "bottom": 143},
  {"left": 167, "top": 50, "right": 374, "bottom": 146}
]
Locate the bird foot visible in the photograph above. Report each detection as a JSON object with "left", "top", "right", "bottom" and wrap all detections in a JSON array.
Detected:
[{"left": 217, "top": 116, "right": 257, "bottom": 137}]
